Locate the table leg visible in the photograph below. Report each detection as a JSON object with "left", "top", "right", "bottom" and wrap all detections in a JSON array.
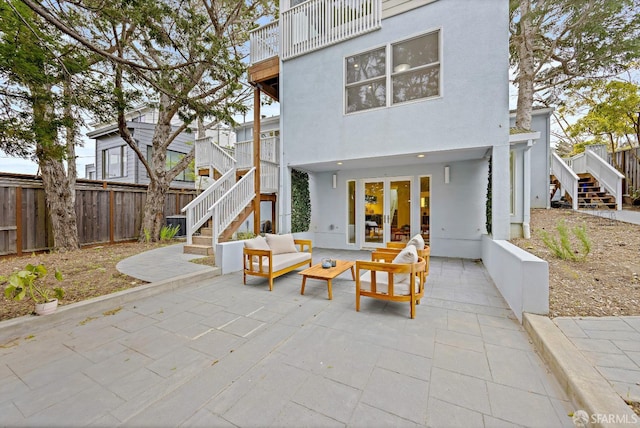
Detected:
[
  {"left": 327, "top": 279, "right": 333, "bottom": 300},
  {"left": 300, "top": 276, "right": 307, "bottom": 295},
  {"left": 349, "top": 265, "right": 355, "bottom": 280}
]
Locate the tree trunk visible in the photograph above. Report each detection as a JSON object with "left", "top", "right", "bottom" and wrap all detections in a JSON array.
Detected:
[
  {"left": 39, "top": 157, "right": 80, "bottom": 251},
  {"left": 514, "top": 0, "right": 535, "bottom": 131},
  {"left": 140, "top": 177, "right": 169, "bottom": 242}
]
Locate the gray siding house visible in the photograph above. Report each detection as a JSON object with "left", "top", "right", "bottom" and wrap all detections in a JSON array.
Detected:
[{"left": 87, "top": 122, "right": 196, "bottom": 190}]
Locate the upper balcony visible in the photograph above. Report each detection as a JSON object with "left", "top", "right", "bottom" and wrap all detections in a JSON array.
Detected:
[{"left": 250, "top": 0, "right": 382, "bottom": 65}]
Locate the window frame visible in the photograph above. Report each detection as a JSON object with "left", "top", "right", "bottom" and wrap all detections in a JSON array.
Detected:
[
  {"left": 146, "top": 146, "right": 195, "bottom": 182},
  {"left": 102, "top": 145, "right": 127, "bottom": 179},
  {"left": 344, "top": 28, "right": 442, "bottom": 115}
]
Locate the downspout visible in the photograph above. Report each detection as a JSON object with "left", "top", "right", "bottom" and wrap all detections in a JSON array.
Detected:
[{"left": 523, "top": 139, "right": 533, "bottom": 239}]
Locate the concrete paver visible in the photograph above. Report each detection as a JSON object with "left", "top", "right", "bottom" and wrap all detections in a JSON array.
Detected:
[{"left": 0, "top": 248, "right": 576, "bottom": 427}]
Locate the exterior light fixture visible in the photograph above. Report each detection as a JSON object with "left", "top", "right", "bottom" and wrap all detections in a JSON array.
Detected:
[{"left": 444, "top": 166, "right": 450, "bottom": 184}]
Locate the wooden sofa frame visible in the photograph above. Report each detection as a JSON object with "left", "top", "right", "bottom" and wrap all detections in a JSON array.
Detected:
[
  {"left": 355, "top": 250, "right": 427, "bottom": 319},
  {"left": 243, "top": 239, "right": 312, "bottom": 291}
]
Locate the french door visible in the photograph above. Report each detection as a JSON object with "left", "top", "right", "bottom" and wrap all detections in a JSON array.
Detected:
[{"left": 362, "top": 177, "right": 412, "bottom": 248}]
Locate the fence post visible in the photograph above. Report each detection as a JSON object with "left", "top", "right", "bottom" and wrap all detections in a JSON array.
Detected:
[
  {"left": 16, "top": 186, "right": 22, "bottom": 256},
  {"left": 109, "top": 190, "right": 115, "bottom": 244}
]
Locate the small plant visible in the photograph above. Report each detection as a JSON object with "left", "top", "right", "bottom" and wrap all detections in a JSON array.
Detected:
[
  {"left": 160, "top": 224, "right": 180, "bottom": 241},
  {"left": 143, "top": 228, "right": 151, "bottom": 243},
  {"left": 235, "top": 231, "right": 256, "bottom": 240},
  {"left": 2, "top": 264, "right": 64, "bottom": 304},
  {"left": 540, "top": 220, "right": 591, "bottom": 261}
]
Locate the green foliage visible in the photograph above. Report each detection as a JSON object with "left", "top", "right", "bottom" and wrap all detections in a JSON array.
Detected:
[
  {"left": 160, "top": 224, "right": 180, "bottom": 241},
  {"left": 291, "top": 169, "right": 311, "bottom": 233},
  {"left": 540, "top": 220, "right": 591, "bottom": 261},
  {"left": 235, "top": 231, "right": 256, "bottom": 241},
  {"left": 2, "top": 263, "right": 64, "bottom": 304},
  {"left": 485, "top": 157, "right": 492, "bottom": 235},
  {"left": 143, "top": 228, "right": 152, "bottom": 243}
]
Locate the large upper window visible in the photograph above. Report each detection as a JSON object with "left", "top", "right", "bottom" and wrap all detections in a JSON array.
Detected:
[
  {"left": 146, "top": 147, "right": 194, "bottom": 182},
  {"left": 345, "top": 30, "right": 440, "bottom": 113},
  {"left": 102, "top": 146, "right": 127, "bottom": 178}
]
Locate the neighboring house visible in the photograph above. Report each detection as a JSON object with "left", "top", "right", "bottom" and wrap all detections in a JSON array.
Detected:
[
  {"left": 85, "top": 163, "right": 96, "bottom": 180},
  {"left": 87, "top": 121, "right": 196, "bottom": 189},
  {"left": 87, "top": 106, "right": 236, "bottom": 190},
  {"left": 509, "top": 107, "right": 553, "bottom": 238}
]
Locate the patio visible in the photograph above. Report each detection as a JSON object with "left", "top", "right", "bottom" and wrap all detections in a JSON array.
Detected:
[{"left": 0, "top": 248, "right": 575, "bottom": 427}]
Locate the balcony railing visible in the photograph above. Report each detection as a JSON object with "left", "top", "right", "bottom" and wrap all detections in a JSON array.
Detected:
[
  {"left": 235, "top": 137, "right": 278, "bottom": 169},
  {"left": 250, "top": 0, "right": 382, "bottom": 64},
  {"left": 250, "top": 20, "right": 280, "bottom": 64}
]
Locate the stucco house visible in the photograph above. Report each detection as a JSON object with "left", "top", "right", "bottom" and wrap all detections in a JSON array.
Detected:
[{"left": 188, "top": 0, "right": 550, "bottom": 320}]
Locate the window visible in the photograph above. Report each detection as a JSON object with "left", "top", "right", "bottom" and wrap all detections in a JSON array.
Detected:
[
  {"left": 102, "top": 146, "right": 127, "bottom": 178},
  {"left": 345, "top": 47, "right": 386, "bottom": 113},
  {"left": 345, "top": 30, "right": 440, "bottom": 113},
  {"left": 392, "top": 32, "right": 440, "bottom": 104},
  {"left": 146, "top": 147, "right": 194, "bottom": 182}
]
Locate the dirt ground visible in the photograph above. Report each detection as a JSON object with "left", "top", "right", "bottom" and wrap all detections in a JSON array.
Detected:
[
  {"left": 511, "top": 206, "right": 640, "bottom": 318},
  {"left": 0, "top": 240, "right": 215, "bottom": 322}
]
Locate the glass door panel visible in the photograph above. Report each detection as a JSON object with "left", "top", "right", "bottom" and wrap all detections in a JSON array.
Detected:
[
  {"left": 389, "top": 179, "right": 411, "bottom": 243},
  {"left": 364, "top": 180, "right": 384, "bottom": 246}
]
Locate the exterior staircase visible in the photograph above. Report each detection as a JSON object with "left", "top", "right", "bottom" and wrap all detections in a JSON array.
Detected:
[
  {"left": 576, "top": 173, "right": 616, "bottom": 209},
  {"left": 182, "top": 136, "right": 278, "bottom": 255},
  {"left": 550, "top": 147, "right": 624, "bottom": 211}
]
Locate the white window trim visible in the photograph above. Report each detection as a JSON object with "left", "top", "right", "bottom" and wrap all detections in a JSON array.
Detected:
[{"left": 344, "top": 27, "right": 443, "bottom": 115}]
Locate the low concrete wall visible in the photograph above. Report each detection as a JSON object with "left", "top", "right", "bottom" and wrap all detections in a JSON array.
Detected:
[
  {"left": 481, "top": 235, "right": 549, "bottom": 322},
  {"left": 216, "top": 240, "right": 246, "bottom": 274}
]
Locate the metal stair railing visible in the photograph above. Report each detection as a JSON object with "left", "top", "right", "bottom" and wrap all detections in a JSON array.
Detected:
[
  {"left": 551, "top": 152, "right": 579, "bottom": 210},
  {"left": 210, "top": 168, "right": 256, "bottom": 247},
  {"left": 182, "top": 168, "right": 236, "bottom": 244}
]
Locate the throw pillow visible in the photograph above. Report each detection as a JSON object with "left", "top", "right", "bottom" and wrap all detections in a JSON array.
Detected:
[
  {"left": 392, "top": 245, "right": 418, "bottom": 283},
  {"left": 265, "top": 233, "right": 298, "bottom": 255},
  {"left": 406, "top": 233, "right": 425, "bottom": 250},
  {"left": 244, "top": 235, "right": 270, "bottom": 251}
]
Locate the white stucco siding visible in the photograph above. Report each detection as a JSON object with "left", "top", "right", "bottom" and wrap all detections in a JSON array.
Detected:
[{"left": 281, "top": 0, "right": 510, "bottom": 166}]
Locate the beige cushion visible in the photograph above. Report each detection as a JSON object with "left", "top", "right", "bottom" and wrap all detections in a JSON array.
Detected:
[
  {"left": 358, "top": 270, "right": 421, "bottom": 295},
  {"left": 392, "top": 245, "right": 418, "bottom": 283},
  {"left": 406, "top": 234, "right": 425, "bottom": 250},
  {"left": 251, "top": 252, "right": 311, "bottom": 272},
  {"left": 265, "top": 233, "right": 298, "bottom": 255},
  {"left": 244, "top": 235, "right": 270, "bottom": 250}
]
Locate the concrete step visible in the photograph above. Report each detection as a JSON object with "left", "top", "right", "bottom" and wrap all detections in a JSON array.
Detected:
[
  {"left": 192, "top": 235, "right": 212, "bottom": 246},
  {"left": 183, "top": 244, "right": 214, "bottom": 256}
]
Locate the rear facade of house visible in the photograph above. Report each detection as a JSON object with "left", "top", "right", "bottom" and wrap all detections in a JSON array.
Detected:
[{"left": 260, "top": 0, "right": 510, "bottom": 258}]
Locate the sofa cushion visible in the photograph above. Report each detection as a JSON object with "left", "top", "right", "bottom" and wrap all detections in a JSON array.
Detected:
[
  {"left": 265, "top": 233, "right": 298, "bottom": 255},
  {"left": 252, "top": 252, "right": 311, "bottom": 272},
  {"left": 358, "top": 270, "right": 421, "bottom": 295},
  {"left": 244, "top": 235, "right": 270, "bottom": 251},
  {"left": 406, "top": 233, "right": 425, "bottom": 250},
  {"left": 392, "top": 245, "right": 418, "bottom": 283}
]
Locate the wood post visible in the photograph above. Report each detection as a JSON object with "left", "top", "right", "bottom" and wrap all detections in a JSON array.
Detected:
[
  {"left": 109, "top": 190, "right": 115, "bottom": 244},
  {"left": 16, "top": 186, "right": 22, "bottom": 256},
  {"left": 253, "top": 87, "right": 261, "bottom": 235}
]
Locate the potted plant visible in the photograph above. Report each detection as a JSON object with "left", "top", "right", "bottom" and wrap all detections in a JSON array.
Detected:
[{"left": 2, "top": 263, "right": 64, "bottom": 316}]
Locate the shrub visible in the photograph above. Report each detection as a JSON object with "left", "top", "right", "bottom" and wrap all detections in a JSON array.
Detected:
[
  {"left": 540, "top": 220, "right": 591, "bottom": 261},
  {"left": 160, "top": 224, "right": 181, "bottom": 241}
]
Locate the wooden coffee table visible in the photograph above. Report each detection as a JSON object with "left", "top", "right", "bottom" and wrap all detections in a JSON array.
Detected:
[{"left": 299, "top": 260, "right": 356, "bottom": 300}]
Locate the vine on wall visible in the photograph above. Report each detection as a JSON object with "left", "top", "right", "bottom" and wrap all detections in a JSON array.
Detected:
[
  {"left": 291, "top": 169, "right": 311, "bottom": 233},
  {"left": 485, "top": 157, "right": 492, "bottom": 235}
]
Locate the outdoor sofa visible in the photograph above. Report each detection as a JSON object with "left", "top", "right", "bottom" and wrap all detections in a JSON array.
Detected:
[{"left": 242, "top": 234, "right": 312, "bottom": 291}]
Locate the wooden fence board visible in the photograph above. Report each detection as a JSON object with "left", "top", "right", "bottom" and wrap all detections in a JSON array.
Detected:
[{"left": 0, "top": 174, "right": 197, "bottom": 255}]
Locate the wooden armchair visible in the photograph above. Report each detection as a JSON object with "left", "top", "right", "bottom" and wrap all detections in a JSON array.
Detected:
[{"left": 355, "top": 250, "right": 427, "bottom": 319}]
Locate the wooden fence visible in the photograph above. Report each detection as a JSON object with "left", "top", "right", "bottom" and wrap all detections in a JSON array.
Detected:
[
  {"left": 610, "top": 147, "right": 640, "bottom": 194},
  {"left": 0, "top": 173, "right": 197, "bottom": 256}
]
